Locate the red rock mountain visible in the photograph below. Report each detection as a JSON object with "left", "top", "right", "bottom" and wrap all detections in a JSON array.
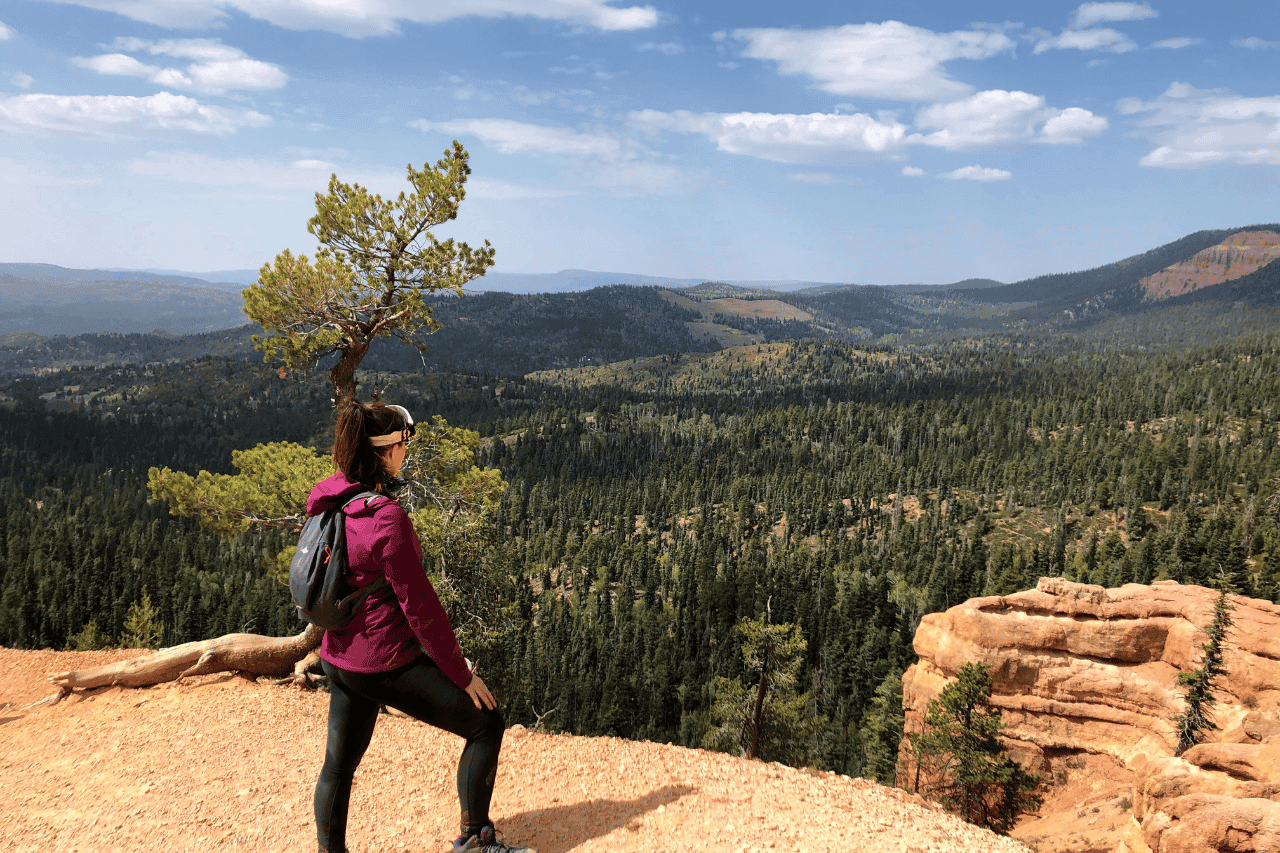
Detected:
[{"left": 1140, "top": 230, "right": 1280, "bottom": 301}]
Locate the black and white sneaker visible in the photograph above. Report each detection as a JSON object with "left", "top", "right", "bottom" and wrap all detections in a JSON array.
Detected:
[{"left": 452, "top": 825, "right": 535, "bottom": 853}]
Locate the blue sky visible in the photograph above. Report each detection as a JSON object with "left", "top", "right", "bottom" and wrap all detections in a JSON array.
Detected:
[{"left": 0, "top": 1, "right": 1277, "bottom": 285}]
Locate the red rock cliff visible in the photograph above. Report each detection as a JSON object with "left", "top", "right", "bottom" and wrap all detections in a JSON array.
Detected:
[{"left": 900, "top": 578, "right": 1280, "bottom": 853}]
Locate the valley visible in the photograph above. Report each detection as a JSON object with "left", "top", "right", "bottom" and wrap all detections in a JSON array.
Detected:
[{"left": 4, "top": 225, "right": 1280, "bottom": 847}]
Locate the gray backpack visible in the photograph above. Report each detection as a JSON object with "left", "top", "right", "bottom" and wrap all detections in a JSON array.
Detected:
[{"left": 290, "top": 492, "right": 392, "bottom": 629}]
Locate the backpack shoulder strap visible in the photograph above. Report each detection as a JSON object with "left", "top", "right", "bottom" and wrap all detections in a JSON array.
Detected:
[
  {"left": 337, "top": 490, "right": 393, "bottom": 600},
  {"left": 341, "top": 490, "right": 383, "bottom": 512}
]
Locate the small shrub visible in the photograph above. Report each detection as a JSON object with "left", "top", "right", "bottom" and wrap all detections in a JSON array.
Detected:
[
  {"left": 119, "top": 590, "right": 165, "bottom": 650},
  {"left": 67, "top": 620, "right": 112, "bottom": 651}
]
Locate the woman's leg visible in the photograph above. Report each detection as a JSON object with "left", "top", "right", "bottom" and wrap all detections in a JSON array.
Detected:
[
  {"left": 356, "top": 656, "right": 506, "bottom": 838},
  {"left": 315, "top": 660, "right": 382, "bottom": 853}
]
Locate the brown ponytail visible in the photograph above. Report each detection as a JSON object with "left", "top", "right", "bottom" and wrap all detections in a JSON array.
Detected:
[{"left": 333, "top": 397, "right": 408, "bottom": 488}]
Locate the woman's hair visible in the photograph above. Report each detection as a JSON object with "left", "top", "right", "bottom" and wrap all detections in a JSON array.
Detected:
[{"left": 333, "top": 397, "right": 408, "bottom": 488}]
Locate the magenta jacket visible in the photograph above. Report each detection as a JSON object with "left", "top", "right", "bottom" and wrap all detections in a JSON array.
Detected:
[{"left": 308, "top": 472, "right": 473, "bottom": 691}]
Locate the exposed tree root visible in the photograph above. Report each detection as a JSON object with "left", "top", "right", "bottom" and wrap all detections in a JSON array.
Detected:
[{"left": 46, "top": 625, "right": 325, "bottom": 700}]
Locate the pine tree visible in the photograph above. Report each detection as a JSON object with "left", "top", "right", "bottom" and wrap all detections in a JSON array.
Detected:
[
  {"left": 860, "top": 670, "right": 904, "bottom": 784},
  {"left": 119, "top": 590, "right": 164, "bottom": 650},
  {"left": 907, "top": 662, "right": 1041, "bottom": 834},
  {"left": 1172, "top": 590, "right": 1234, "bottom": 755},
  {"left": 703, "top": 613, "right": 822, "bottom": 766}
]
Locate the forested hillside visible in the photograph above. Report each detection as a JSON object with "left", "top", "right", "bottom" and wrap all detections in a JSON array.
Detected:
[
  {"left": 4, "top": 329, "right": 1280, "bottom": 778},
  {"left": 8, "top": 225, "right": 1280, "bottom": 368}
]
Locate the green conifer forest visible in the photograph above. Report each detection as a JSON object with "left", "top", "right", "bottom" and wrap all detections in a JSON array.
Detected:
[{"left": 4, "top": 329, "right": 1280, "bottom": 777}]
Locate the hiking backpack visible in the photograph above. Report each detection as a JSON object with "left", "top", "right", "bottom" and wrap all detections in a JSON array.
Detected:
[{"left": 290, "top": 491, "right": 392, "bottom": 630}]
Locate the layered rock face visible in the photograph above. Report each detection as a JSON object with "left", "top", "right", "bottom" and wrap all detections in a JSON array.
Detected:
[
  {"left": 1140, "top": 230, "right": 1280, "bottom": 300},
  {"left": 900, "top": 579, "right": 1280, "bottom": 853}
]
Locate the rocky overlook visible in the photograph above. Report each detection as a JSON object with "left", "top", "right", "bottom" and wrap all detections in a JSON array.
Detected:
[
  {"left": 903, "top": 579, "right": 1280, "bottom": 853},
  {"left": 1, "top": 647, "right": 1026, "bottom": 853}
]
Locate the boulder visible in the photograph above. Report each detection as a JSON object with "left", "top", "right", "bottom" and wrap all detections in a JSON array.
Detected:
[{"left": 900, "top": 579, "right": 1280, "bottom": 853}]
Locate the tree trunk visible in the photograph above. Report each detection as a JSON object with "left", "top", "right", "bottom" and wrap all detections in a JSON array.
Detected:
[
  {"left": 329, "top": 341, "right": 370, "bottom": 401},
  {"left": 45, "top": 625, "right": 324, "bottom": 701}
]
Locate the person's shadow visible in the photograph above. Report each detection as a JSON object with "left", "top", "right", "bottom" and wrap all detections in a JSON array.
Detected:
[{"left": 500, "top": 784, "right": 695, "bottom": 853}]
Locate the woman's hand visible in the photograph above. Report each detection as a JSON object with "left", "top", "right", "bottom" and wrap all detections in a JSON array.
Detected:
[{"left": 464, "top": 674, "right": 496, "bottom": 711}]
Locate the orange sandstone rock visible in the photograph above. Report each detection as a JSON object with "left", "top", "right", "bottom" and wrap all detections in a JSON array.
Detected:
[{"left": 901, "top": 579, "right": 1280, "bottom": 853}]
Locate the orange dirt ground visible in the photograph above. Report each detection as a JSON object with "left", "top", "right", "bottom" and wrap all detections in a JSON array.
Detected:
[{"left": 0, "top": 647, "right": 1036, "bottom": 853}]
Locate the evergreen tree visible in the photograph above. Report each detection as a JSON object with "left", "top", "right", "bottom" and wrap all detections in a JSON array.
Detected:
[
  {"left": 1172, "top": 590, "right": 1234, "bottom": 755},
  {"left": 119, "top": 590, "right": 164, "bottom": 650},
  {"left": 703, "top": 614, "right": 822, "bottom": 766},
  {"left": 860, "top": 670, "right": 904, "bottom": 784},
  {"left": 907, "top": 663, "right": 1041, "bottom": 834}
]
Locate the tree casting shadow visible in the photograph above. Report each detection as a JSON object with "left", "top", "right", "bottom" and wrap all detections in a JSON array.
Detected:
[{"left": 500, "top": 783, "right": 695, "bottom": 853}]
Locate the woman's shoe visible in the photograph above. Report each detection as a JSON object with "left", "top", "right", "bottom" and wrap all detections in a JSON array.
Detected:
[{"left": 452, "top": 825, "right": 535, "bottom": 853}]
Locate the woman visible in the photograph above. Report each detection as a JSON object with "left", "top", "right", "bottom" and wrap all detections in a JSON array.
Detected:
[{"left": 309, "top": 398, "right": 531, "bottom": 853}]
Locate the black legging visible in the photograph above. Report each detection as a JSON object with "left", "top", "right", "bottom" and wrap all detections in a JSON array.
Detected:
[{"left": 315, "top": 656, "right": 505, "bottom": 853}]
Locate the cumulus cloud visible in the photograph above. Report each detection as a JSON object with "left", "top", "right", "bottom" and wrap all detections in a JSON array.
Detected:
[
  {"left": 1071, "top": 2, "right": 1156, "bottom": 28},
  {"left": 29, "top": 0, "right": 658, "bottom": 37},
  {"left": 72, "top": 38, "right": 287, "bottom": 95},
  {"left": 11, "top": 72, "right": 33, "bottom": 89},
  {"left": 1152, "top": 37, "right": 1201, "bottom": 49},
  {"left": 629, "top": 109, "right": 908, "bottom": 163},
  {"left": 732, "top": 21, "right": 1015, "bottom": 101},
  {"left": 940, "top": 165, "right": 1012, "bottom": 181},
  {"left": 910, "top": 90, "right": 1107, "bottom": 149},
  {"left": 901, "top": 166, "right": 925, "bottom": 176},
  {"left": 413, "top": 116, "right": 686, "bottom": 195},
  {"left": 1233, "top": 37, "right": 1280, "bottom": 50},
  {"left": 1118, "top": 82, "right": 1280, "bottom": 167},
  {"left": 0, "top": 92, "right": 270, "bottom": 137},
  {"left": 0, "top": 20, "right": 14, "bottom": 40},
  {"left": 1034, "top": 27, "right": 1137, "bottom": 54},
  {"left": 1038, "top": 107, "right": 1110, "bottom": 143}
]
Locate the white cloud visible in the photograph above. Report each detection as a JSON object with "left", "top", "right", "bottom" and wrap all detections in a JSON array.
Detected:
[
  {"left": 940, "top": 165, "right": 1012, "bottom": 181},
  {"left": 128, "top": 152, "right": 347, "bottom": 187},
  {"left": 73, "top": 39, "right": 287, "bottom": 95},
  {"left": 30, "top": 0, "right": 659, "bottom": 37},
  {"left": 413, "top": 116, "right": 686, "bottom": 195},
  {"left": 414, "top": 117, "right": 623, "bottom": 158},
  {"left": 638, "top": 42, "right": 684, "bottom": 55},
  {"left": 1072, "top": 2, "right": 1156, "bottom": 29},
  {"left": 1233, "top": 37, "right": 1280, "bottom": 50},
  {"left": 1118, "top": 82, "right": 1280, "bottom": 167},
  {"left": 785, "top": 171, "right": 848, "bottom": 185},
  {"left": 629, "top": 109, "right": 907, "bottom": 163},
  {"left": 73, "top": 53, "right": 161, "bottom": 77},
  {"left": 732, "top": 21, "right": 1015, "bottom": 102},
  {"left": 1038, "top": 107, "right": 1109, "bottom": 143},
  {"left": 0, "top": 20, "right": 14, "bottom": 40},
  {"left": 1034, "top": 27, "right": 1136, "bottom": 54},
  {"left": 10, "top": 72, "right": 34, "bottom": 89},
  {"left": 901, "top": 166, "right": 925, "bottom": 176},
  {"left": 0, "top": 92, "right": 270, "bottom": 137},
  {"left": 1152, "top": 38, "right": 1201, "bottom": 49},
  {"left": 910, "top": 90, "right": 1107, "bottom": 149}
]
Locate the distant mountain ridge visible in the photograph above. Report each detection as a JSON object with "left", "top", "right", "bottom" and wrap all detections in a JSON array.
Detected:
[
  {"left": 0, "top": 264, "right": 246, "bottom": 336},
  {"left": 6, "top": 224, "right": 1280, "bottom": 345}
]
